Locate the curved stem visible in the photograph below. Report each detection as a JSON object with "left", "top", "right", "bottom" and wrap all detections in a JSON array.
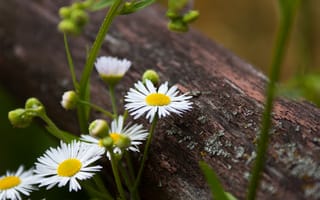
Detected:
[
  {"left": 133, "top": 115, "right": 158, "bottom": 193},
  {"left": 79, "top": 100, "right": 114, "bottom": 118},
  {"left": 246, "top": 1, "right": 300, "bottom": 199},
  {"left": 110, "top": 151, "right": 126, "bottom": 200},
  {"left": 38, "top": 113, "right": 76, "bottom": 142},
  {"left": 77, "top": 0, "right": 123, "bottom": 132}
]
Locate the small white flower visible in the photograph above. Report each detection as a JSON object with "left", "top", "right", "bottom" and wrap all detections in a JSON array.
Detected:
[
  {"left": 0, "top": 166, "right": 37, "bottom": 200},
  {"left": 81, "top": 116, "right": 148, "bottom": 159},
  {"left": 95, "top": 56, "right": 131, "bottom": 85},
  {"left": 34, "top": 141, "right": 104, "bottom": 192},
  {"left": 125, "top": 80, "right": 192, "bottom": 122}
]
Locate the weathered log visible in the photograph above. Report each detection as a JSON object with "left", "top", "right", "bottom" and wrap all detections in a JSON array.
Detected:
[{"left": 1, "top": 0, "right": 320, "bottom": 199}]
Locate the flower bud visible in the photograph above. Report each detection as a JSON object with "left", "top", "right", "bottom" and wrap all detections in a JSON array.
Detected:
[
  {"left": 82, "top": 0, "right": 94, "bottom": 9},
  {"left": 100, "top": 136, "right": 113, "bottom": 148},
  {"left": 166, "top": 10, "right": 180, "bottom": 20},
  {"left": 71, "top": 2, "right": 85, "bottom": 10},
  {"left": 8, "top": 109, "right": 33, "bottom": 128},
  {"left": 71, "top": 9, "right": 89, "bottom": 26},
  {"left": 182, "top": 10, "right": 200, "bottom": 23},
  {"left": 142, "top": 69, "right": 160, "bottom": 86},
  {"left": 25, "top": 97, "right": 45, "bottom": 115},
  {"left": 119, "top": 2, "right": 134, "bottom": 15},
  {"left": 58, "top": 20, "right": 80, "bottom": 35},
  {"left": 89, "top": 119, "right": 108, "bottom": 137},
  {"left": 168, "top": 20, "right": 188, "bottom": 32},
  {"left": 61, "top": 91, "right": 78, "bottom": 110},
  {"left": 111, "top": 134, "right": 131, "bottom": 149},
  {"left": 59, "top": 6, "right": 72, "bottom": 19}
]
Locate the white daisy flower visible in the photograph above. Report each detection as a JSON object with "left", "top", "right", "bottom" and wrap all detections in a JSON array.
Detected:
[
  {"left": 95, "top": 56, "right": 131, "bottom": 85},
  {"left": 0, "top": 166, "right": 37, "bottom": 200},
  {"left": 81, "top": 116, "right": 148, "bottom": 159},
  {"left": 125, "top": 80, "right": 192, "bottom": 122},
  {"left": 34, "top": 140, "right": 104, "bottom": 192}
]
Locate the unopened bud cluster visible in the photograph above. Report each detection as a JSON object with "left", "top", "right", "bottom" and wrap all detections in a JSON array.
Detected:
[
  {"left": 8, "top": 98, "right": 45, "bottom": 128},
  {"left": 58, "top": 0, "right": 93, "bottom": 35},
  {"left": 167, "top": 10, "right": 199, "bottom": 32}
]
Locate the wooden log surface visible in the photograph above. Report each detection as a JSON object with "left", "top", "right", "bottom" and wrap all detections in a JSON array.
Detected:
[{"left": 1, "top": 0, "right": 320, "bottom": 199}]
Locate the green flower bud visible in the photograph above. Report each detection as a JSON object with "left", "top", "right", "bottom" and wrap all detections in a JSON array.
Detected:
[
  {"left": 166, "top": 10, "right": 180, "bottom": 20},
  {"left": 110, "top": 133, "right": 131, "bottom": 149},
  {"left": 119, "top": 2, "right": 134, "bottom": 15},
  {"left": 8, "top": 109, "right": 33, "bottom": 128},
  {"left": 168, "top": 20, "right": 188, "bottom": 32},
  {"left": 82, "top": 0, "right": 94, "bottom": 9},
  {"left": 89, "top": 119, "right": 108, "bottom": 137},
  {"left": 25, "top": 97, "right": 45, "bottom": 115},
  {"left": 58, "top": 20, "right": 80, "bottom": 35},
  {"left": 182, "top": 10, "right": 200, "bottom": 23},
  {"left": 71, "top": 2, "right": 85, "bottom": 10},
  {"left": 100, "top": 136, "right": 113, "bottom": 148},
  {"left": 142, "top": 70, "right": 160, "bottom": 85},
  {"left": 59, "top": 6, "right": 72, "bottom": 19},
  {"left": 61, "top": 90, "right": 78, "bottom": 110},
  {"left": 71, "top": 9, "right": 89, "bottom": 26}
]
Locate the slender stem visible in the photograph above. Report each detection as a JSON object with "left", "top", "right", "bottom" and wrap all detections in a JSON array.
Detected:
[
  {"left": 110, "top": 151, "right": 126, "bottom": 200},
  {"left": 109, "top": 85, "right": 118, "bottom": 116},
  {"left": 39, "top": 113, "right": 76, "bottom": 142},
  {"left": 246, "top": 1, "right": 299, "bottom": 199},
  {"left": 125, "top": 152, "right": 135, "bottom": 183},
  {"left": 82, "top": 181, "right": 113, "bottom": 200},
  {"left": 79, "top": 100, "right": 114, "bottom": 118},
  {"left": 133, "top": 115, "right": 158, "bottom": 192},
  {"left": 92, "top": 176, "right": 114, "bottom": 199},
  {"left": 118, "top": 162, "right": 133, "bottom": 189},
  {"left": 63, "top": 34, "right": 79, "bottom": 90},
  {"left": 77, "top": 0, "right": 123, "bottom": 132}
]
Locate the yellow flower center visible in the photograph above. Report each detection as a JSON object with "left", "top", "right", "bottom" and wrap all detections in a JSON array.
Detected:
[
  {"left": 109, "top": 133, "right": 121, "bottom": 143},
  {"left": 0, "top": 176, "right": 21, "bottom": 190},
  {"left": 145, "top": 93, "right": 171, "bottom": 106},
  {"left": 57, "top": 159, "right": 82, "bottom": 177}
]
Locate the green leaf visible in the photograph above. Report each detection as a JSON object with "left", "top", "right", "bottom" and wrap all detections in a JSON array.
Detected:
[
  {"left": 199, "top": 161, "right": 231, "bottom": 200},
  {"left": 90, "top": 0, "right": 116, "bottom": 11},
  {"left": 119, "top": 0, "right": 156, "bottom": 15}
]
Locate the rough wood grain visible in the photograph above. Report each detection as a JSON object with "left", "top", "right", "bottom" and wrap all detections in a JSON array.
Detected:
[{"left": 1, "top": 0, "right": 320, "bottom": 199}]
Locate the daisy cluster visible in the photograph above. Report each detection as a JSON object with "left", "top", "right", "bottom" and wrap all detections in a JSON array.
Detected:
[{"left": 5, "top": 56, "right": 192, "bottom": 200}]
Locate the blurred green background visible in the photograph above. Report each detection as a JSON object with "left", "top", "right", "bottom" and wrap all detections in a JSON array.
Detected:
[{"left": 191, "top": 0, "right": 319, "bottom": 79}]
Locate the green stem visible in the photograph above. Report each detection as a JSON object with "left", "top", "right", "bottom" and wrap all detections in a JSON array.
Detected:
[
  {"left": 125, "top": 152, "right": 135, "bottom": 183},
  {"left": 133, "top": 115, "right": 158, "bottom": 193},
  {"left": 39, "top": 113, "right": 76, "bottom": 142},
  {"left": 77, "top": 0, "right": 123, "bottom": 132},
  {"left": 110, "top": 151, "right": 126, "bottom": 200},
  {"left": 82, "top": 181, "right": 114, "bottom": 200},
  {"left": 109, "top": 85, "right": 118, "bottom": 116},
  {"left": 246, "top": 1, "right": 299, "bottom": 200},
  {"left": 79, "top": 100, "right": 114, "bottom": 118},
  {"left": 63, "top": 34, "right": 79, "bottom": 90},
  {"left": 118, "top": 162, "right": 133, "bottom": 190},
  {"left": 92, "top": 176, "right": 114, "bottom": 199}
]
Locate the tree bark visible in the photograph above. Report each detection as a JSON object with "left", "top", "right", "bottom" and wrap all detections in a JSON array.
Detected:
[{"left": 1, "top": 0, "right": 320, "bottom": 199}]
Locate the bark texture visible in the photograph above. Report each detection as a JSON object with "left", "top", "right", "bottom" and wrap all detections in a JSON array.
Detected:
[{"left": 1, "top": 0, "right": 320, "bottom": 199}]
